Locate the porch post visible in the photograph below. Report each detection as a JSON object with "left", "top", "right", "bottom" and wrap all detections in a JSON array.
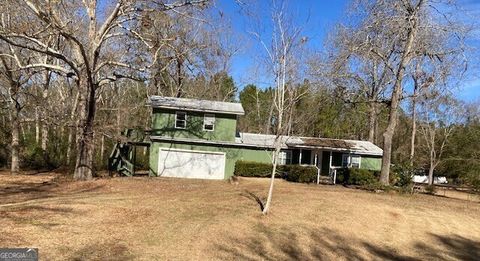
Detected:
[
  {"left": 329, "top": 151, "right": 333, "bottom": 168},
  {"left": 315, "top": 152, "right": 320, "bottom": 184},
  {"left": 299, "top": 149, "right": 303, "bottom": 165},
  {"left": 329, "top": 151, "right": 334, "bottom": 184}
]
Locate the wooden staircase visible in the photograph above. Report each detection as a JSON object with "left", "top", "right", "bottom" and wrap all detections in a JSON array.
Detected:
[{"left": 107, "top": 128, "right": 150, "bottom": 177}]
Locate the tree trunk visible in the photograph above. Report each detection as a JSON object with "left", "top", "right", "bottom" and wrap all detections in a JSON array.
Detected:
[
  {"left": 262, "top": 144, "right": 281, "bottom": 215},
  {"left": 41, "top": 122, "right": 48, "bottom": 151},
  {"left": 374, "top": 106, "right": 379, "bottom": 145},
  {"left": 100, "top": 133, "right": 105, "bottom": 164},
  {"left": 380, "top": 12, "right": 420, "bottom": 185},
  {"left": 66, "top": 126, "right": 74, "bottom": 164},
  {"left": 428, "top": 162, "right": 434, "bottom": 186},
  {"left": 35, "top": 107, "right": 40, "bottom": 144},
  {"left": 409, "top": 93, "right": 417, "bottom": 166},
  {"left": 266, "top": 103, "right": 274, "bottom": 135},
  {"left": 380, "top": 77, "right": 404, "bottom": 185},
  {"left": 66, "top": 92, "right": 80, "bottom": 165},
  {"left": 41, "top": 83, "right": 49, "bottom": 152},
  {"left": 73, "top": 75, "right": 96, "bottom": 180},
  {"left": 20, "top": 123, "right": 26, "bottom": 141},
  {"left": 368, "top": 102, "right": 377, "bottom": 143},
  {"left": 10, "top": 109, "right": 20, "bottom": 174}
]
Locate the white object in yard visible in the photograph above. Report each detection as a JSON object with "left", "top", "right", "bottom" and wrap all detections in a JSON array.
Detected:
[
  {"left": 413, "top": 175, "right": 429, "bottom": 183},
  {"left": 436, "top": 177, "right": 448, "bottom": 184},
  {"left": 412, "top": 175, "right": 448, "bottom": 184},
  {"left": 158, "top": 149, "right": 226, "bottom": 180}
]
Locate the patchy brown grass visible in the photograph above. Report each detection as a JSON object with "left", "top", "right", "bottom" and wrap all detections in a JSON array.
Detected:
[{"left": 0, "top": 172, "right": 479, "bottom": 260}]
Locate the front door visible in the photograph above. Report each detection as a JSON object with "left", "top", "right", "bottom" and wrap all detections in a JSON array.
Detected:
[{"left": 321, "top": 151, "right": 330, "bottom": 176}]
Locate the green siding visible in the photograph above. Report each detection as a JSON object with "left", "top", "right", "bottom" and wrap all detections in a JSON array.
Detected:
[
  {"left": 361, "top": 156, "right": 382, "bottom": 171},
  {"left": 149, "top": 141, "right": 273, "bottom": 179},
  {"left": 151, "top": 108, "right": 237, "bottom": 142}
]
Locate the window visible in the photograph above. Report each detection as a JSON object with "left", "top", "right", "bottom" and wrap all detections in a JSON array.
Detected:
[
  {"left": 331, "top": 152, "right": 343, "bottom": 167},
  {"left": 175, "top": 111, "right": 187, "bottom": 129},
  {"left": 342, "top": 154, "right": 361, "bottom": 168},
  {"left": 351, "top": 155, "right": 361, "bottom": 168},
  {"left": 203, "top": 114, "right": 215, "bottom": 131},
  {"left": 279, "top": 150, "right": 292, "bottom": 165},
  {"left": 342, "top": 154, "right": 350, "bottom": 168},
  {"left": 300, "top": 150, "right": 312, "bottom": 165}
]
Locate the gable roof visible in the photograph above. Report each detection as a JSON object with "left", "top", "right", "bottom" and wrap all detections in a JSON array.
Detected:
[
  {"left": 148, "top": 96, "right": 245, "bottom": 115},
  {"left": 235, "top": 132, "right": 382, "bottom": 156}
]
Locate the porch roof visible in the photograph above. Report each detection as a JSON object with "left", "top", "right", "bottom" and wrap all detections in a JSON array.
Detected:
[
  {"left": 286, "top": 137, "right": 383, "bottom": 156},
  {"left": 236, "top": 133, "right": 383, "bottom": 156},
  {"left": 235, "top": 133, "right": 303, "bottom": 149}
]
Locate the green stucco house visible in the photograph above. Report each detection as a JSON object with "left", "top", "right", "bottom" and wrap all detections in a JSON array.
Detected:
[{"left": 148, "top": 96, "right": 383, "bottom": 180}]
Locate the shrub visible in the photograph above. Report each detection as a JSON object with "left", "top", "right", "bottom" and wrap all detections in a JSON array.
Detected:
[
  {"left": 334, "top": 168, "right": 348, "bottom": 184},
  {"left": 465, "top": 171, "right": 480, "bottom": 193},
  {"left": 425, "top": 184, "right": 437, "bottom": 195},
  {"left": 392, "top": 164, "right": 415, "bottom": 193},
  {"left": 0, "top": 146, "right": 7, "bottom": 168},
  {"left": 347, "top": 168, "right": 378, "bottom": 186},
  {"left": 363, "top": 182, "right": 394, "bottom": 192},
  {"left": 471, "top": 178, "right": 480, "bottom": 193},
  {"left": 234, "top": 161, "right": 317, "bottom": 183},
  {"left": 234, "top": 161, "right": 274, "bottom": 178},
  {"left": 22, "top": 146, "right": 52, "bottom": 170},
  {"left": 333, "top": 168, "right": 379, "bottom": 186},
  {"left": 284, "top": 165, "right": 317, "bottom": 183}
]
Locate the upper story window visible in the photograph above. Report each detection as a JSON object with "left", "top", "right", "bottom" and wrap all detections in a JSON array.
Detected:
[
  {"left": 203, "top": 113, "right": 215, "bottom": 131},
  {"left": 175, "top": 111, "right": 187, "bottom": 129}
]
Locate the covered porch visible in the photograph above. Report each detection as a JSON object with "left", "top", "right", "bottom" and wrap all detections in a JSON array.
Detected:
[{"left": 279, "top": 148, "right": 359, "bottom": 183}]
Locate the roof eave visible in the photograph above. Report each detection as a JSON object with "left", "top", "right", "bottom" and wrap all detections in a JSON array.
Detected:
[
  {"left": 148, "top": 104, "right": 245, "bottom": 116},
  {"left": 286, "top": 144, "right": 383, "bottom": 156}
]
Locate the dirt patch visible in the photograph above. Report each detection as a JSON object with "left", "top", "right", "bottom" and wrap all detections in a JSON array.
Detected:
[{"left": 0, "top": 174, "right": 479, "bottom": 260}]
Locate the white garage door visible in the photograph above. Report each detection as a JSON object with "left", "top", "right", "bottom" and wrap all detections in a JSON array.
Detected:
[{"left": 158, "top": 148, "right": 226, "bottom": 180}]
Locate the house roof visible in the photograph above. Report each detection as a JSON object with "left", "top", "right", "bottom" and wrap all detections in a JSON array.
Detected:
[
  {"left": 287, "top": 137, "right": 383, "bottom": 156},
  {"left": 236, "top": 133, "right": 383, "bottom": 156},
  {"left": 235, "top": 133, "right": 303, "bottom": 149},
  {"left": 148, "top": 96, "right": 245, "bottom": 115},
  {"left": 151, "top": 132, "right": 382, "bottom": 156}
]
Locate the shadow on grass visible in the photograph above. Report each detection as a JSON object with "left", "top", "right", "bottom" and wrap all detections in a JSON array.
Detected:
[
  {"left": 70, "top": 241, "right": 135, "bottom": 261},
  {"left": 215, "top": 224, "right": 480, "bottom": 260},
  {"left": 0, "top": 181, "right": 59, "bottom": 197},
  {"left": 0, "top": 179, "right": 106, "bottom": 205},
  {"left": 0, "top": 204, "right": 81, "bottom": 229},
  {"left": 0, "top": 177, "right": 105, "bottom": 231},
  {"left": 241, "top": 190, "right": 265, "bottom": 211}
]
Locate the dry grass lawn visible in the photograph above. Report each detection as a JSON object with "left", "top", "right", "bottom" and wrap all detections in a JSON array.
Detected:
[{"left": 0, "top": 171, "right": 479, "bottom": 260}]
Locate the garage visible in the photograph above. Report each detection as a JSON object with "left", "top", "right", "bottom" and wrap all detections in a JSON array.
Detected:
[{"left": 157, "top": 148, "right": 226, "bottom": 180}]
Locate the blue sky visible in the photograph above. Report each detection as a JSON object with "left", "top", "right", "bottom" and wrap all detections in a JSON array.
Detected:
[{"left": 215, "top": 0, "right": 480, "bottom": 102}]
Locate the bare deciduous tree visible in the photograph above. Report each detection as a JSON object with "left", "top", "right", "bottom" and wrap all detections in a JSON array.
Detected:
[
  {"left": 342, "top": 0, "right": 468, "bottom": 184},
  {"left": 418, "top": 93, "right": 460, "bottom": 185},
  {"left": 245, "top": 0, "right": 307, "bottom": 215},
  {"left": 0, "top": 0, "right": 207, "bottom": 180}
]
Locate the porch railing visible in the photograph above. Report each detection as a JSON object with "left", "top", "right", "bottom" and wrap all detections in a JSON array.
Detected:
[{"left": 329, "top": 167, "right": 343, "bottom": 185}]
